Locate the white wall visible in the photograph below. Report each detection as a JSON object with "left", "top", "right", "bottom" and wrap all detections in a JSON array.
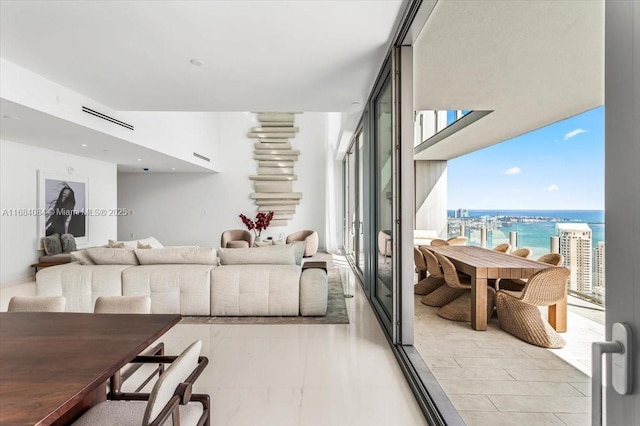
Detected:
[
  {"left": 118, "top": 112, "right": 329, "bottom": 248},
  {"left": 0, "top": 139, "right": 117, "bottom": 286}
]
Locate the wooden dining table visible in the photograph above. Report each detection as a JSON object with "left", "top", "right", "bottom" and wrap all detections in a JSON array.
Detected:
[
  {"left": 0, "top": 312, "right": 180, "bottom": 425},
  {"left": 424, "top": 245, "right": 566, "bottom": 332}
]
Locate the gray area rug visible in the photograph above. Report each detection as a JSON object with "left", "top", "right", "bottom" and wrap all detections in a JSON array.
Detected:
[{"left": 181, "top": 257, "right": 349, "bottom": 325}]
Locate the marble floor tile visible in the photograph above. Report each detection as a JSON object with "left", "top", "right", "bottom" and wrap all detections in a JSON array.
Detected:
[
  {"left": 460, "top": 411, "right": 565, "bottom": 426},
  {"left": 553, "top": 412, "right": 591, "bottom": 425},
  {"left": 487, "top": 395, "right": 590, "bottom": 413},
  {"left": 447, "top": 394, "right": 497, "bottom": 412},
  {"left": 438, "top": 379, "right": 584, "bottom": 397}
]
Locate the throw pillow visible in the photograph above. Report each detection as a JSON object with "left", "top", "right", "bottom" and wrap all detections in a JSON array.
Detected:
[
  {"left": 60, "top": 233, "right": 77, "bottom": 253},
  {"left": 109, "top": 239, "right": 126, "bottom": 248},
  {"left": 135, "top": 247, "right": 217, "bottom": 265},
  {"left": 137, "top": 241, "right": 152, "bottom": 249},
  {"left": 289, "top": 241, "right": 306, "bottom": 266},
  {"left": 43, "top": 234, "right": 63, "bottom": 256},
  {"left": 70, "top": 249, "right": 96, "bottom": 265},
  {"left": 86, "top": 247, "right": 139, "bottom": 265},
  {"left": 218, "top": 245, "right": 296, "bottom": 265}
]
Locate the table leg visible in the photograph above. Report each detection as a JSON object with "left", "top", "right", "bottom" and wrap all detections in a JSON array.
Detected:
[
  {"left": 548, "top": 288, "right": 568, "bottom": 333},
  {"left": 471, "top": 277, "right": 488, "bottom": 331}
]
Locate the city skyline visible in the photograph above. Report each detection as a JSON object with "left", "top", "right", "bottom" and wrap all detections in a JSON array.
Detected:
[{"left": 448, "top": 106, "right": 604, "bottom": 210}]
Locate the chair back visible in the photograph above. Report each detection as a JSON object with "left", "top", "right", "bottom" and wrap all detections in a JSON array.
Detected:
[
  {"left": 8, "top": 296, "right": 66, "bottom": 312},
  {"left": 537, "top": 253, "right": 564, "bottom": 266},
  {"left": 419, "top": 247, "right": 443, "bottom": 278},
  {"left": 492, "top": 243, "right": 511, "bottom": 253},
  {"left": 446, "top": 236, "right": 468, "bottom": 246},
  {"left": 511, "top": 248, "right": 532, "bottom": 259},
  {"left": 94, "top": 296, "right": 151, "bottom": 314},
  {"left": 433, "top": 252, "right": 465, "bottom": 289},
  {"left": 430, "top": 238, "right": 449, "bottom": 247},
  {"left": 413, "top": 248, "right": 427, "bottom": 271},
  {"left": 519, "top": 267, "right": 570, "bottom": 306},
  {"left": 143, "top": 340, "right": 203, "bottom": 425}
]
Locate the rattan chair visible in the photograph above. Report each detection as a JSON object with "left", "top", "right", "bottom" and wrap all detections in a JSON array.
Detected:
[
  {"left": 492, "top": 243, "right": 511, "bottom": 253},
  {"left": 413, "top": 248, "right": 428, "bottom": 294},
  {"left": 434, "top": 252, "right": 495, "bottom": 322},
  {"left": 510, "top": 247, "right": 533, "bottom": 258},
  {"left": 430, "top": 238, "right": 449, "bottom": 247},
  {"left": 446, "top": 236, "right": 468, "bottom": 246},
  {"left": 498, "top": 253, "right": 565, "bottom": 291},
  {"left": 7, "top": 296, "right": 66, "bottom": 312},
  {"left": 415, "top": 247, "right": 446, "bottom": 297},
  {"left": 73, "top": 340, "right": 210, "bottom": 426},
  {"left": 496, "top": 267, "right": 570, "bottom": 348}
]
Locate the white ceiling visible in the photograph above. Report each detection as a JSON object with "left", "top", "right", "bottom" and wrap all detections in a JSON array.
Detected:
[
  {"left": 413, "top": 0, "right": 604, "bottom": 160},
  {"left": 0, "top": 0, "right": 407, "bottom": 112}
]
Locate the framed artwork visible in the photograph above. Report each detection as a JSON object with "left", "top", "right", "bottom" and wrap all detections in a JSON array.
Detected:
[{"left": 38, "top": 170, "right": 89, "bottom": 247}]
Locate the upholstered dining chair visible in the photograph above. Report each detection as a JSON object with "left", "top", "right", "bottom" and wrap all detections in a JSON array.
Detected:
[
  {"left": 434, "top": 252, "right": 495, "bottom": 322},
  {"left": 73, "top": 340, "right": 210, "bottom": 426},
  {"left": 510, "top": 247, "right": 533, "bottom": 258},
  {"left": 496, "top": 267, "right": 570, "bottom": 348},
  {"left": 286, "top": 230, "right": 319, "bottom": 257},
  {"left": 498, "top": 253, "right": 565, "bottom": 291},
  {"left": 221, "top": 229, "right": 254, "bottom": 249},
  {"left": 415, "top": 247, "right": 446, "bottom": 298},
  {"left": 420, "top": 249, "right": 465, "bottom": 307},
  {"left": 492, "top": 243, "right": 512, "bottom": 253},
  {"left": 94, "top": 296, "right": 162, "bottom": 393},
  {"left": 7, "top": 296, "right": 66, "bottom": 312},
  {"left": 430, "top": 238, "right": 449, "bottom": 247},
  {"left": 413, "top": 247, "right": 428, "bottom": 285},
  {"left": 446, "top": 236, "right": 468, "bottom": 246}
]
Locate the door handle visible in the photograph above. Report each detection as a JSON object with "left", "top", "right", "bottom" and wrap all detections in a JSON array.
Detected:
[{"left": 591, "top": 322, "right": 632, "bottom": 426}]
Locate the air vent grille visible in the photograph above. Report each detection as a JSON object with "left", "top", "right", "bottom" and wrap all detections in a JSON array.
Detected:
[
  {"left": 82, "top": 106, "right": 134, "bottom": 130},
  {"left": 193, "top": 152, "right": 210, "bottom": 162}
]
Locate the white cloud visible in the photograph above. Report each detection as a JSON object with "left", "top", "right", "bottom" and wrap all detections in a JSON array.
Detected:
[
  {"left": 504, "top": 166, "right": 521, "bottom": 175},
  {"left": 563, "top": 128, "right": 587, "bottom": 140},
  {"left": 546, "top": 184, "right": 560, "bottom": 192}
]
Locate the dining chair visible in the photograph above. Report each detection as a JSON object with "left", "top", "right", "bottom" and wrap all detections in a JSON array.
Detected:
[
  {"left": 420, "top": 250, "right": 466, "bottom": 307},
  {"left": 94, "top": 296, "right": 163, "bottom": 393},
  {"left": 430, "top": 238, "right": 449, "bottom": 247},
  {"left": 413, "top": 248, "right": 428, "bottom": 290},
  {"left": 73, "top": 340, "right": 210, "bottom": 426},
  {"left": 7, "top": 296, "right": 66, "bottom": 312},
  {"left": 446, "top": 236, "right": 468, "bottom": 246},
  {"left": 415, "top": 247, "right": 446, "bottom": 297},
  {"left": 498, "top": 253, "right": 565, "bottom": 291},
  {"left": 492, "top": 243, "right": 511, "bottom": 253},
  {"left": 496, "top": 267, "right": 570, "bottom": 348},
  {"left": 510, "top": 247, "right": 533, "bottom": 258},
  {"left": 434, "top": 252, "right": 496, "bottom": 322}
]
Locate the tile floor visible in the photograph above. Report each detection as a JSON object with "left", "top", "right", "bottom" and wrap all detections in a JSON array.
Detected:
[
  {"left": 414, "top": 292, "right": 603, "bottom": 426},
  {"left": 0, "top": 257, "right": 428, "bottom": 426}
]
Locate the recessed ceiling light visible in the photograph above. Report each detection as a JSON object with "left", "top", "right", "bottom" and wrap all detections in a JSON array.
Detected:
[
  {"left": 172, "top": 167, "right": 176, "bottom": 171},
  {"left": 137, "top": 158, "right": 142, "bottom": 162},
  {"left": 81, "top": 144, "right": 87, "bottom": 147},
  {"left": 190, "top": 59, "right": 205, "bottom": 66}
]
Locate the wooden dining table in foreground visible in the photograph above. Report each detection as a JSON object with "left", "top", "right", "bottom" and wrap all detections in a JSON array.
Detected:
[
  {"left": 424, "top": 245, "right": 567, "bottom": 332},
  {"left": 0, "top": 312, "right": 180, "bottom": 426}
]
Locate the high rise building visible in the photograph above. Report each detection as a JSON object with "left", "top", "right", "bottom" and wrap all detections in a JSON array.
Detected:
[
  {"left": 557, "top": 223, "right": 592, "bottom": 294},
  {"left": 594, "top": 241, "right": 606, "bottom": 297}
]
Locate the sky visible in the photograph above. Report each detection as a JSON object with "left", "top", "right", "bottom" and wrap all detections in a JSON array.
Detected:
[{"left": 447, "top": 106, "right": 605, "bottom": 210}]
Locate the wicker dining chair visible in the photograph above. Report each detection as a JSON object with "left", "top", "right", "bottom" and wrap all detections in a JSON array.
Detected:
[
  {"left": 496, "top": 267, "right": 570, "bottom": 348},
  {"left": 492, "top": 243, "right": 511, "bottom": 253},
  {"left": 430, "top": 238, "right": 449, "bottom": 247},
  {"left": 498, "top": 253, "right": 565, "bottom": 291},
  {"left": 414, "top": 247, "right": 446, "bottom": 297},
  {"left": 510, "top": 247, "right": 533, "bottom": 258},
  {"left": 420, "top": 248, "right": 464, "bottom": 306},
  {"left": 414, "top": 247, "right": 428, "bottom": 287},
  {"left": 446, "top": 236, "right": 468, "bottom": 246},
  {"left": 434, "top": 252, "right": 495, "bottom": 322}
]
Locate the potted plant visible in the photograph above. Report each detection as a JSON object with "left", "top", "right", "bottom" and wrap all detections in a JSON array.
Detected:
[{"left": 239, "top": 211, "right": 274, "bottom": 242}]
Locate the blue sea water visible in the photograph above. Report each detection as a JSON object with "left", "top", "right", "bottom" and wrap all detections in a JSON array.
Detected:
[{"left": 448, "top": 210, "right": 605, "bottom": 259}]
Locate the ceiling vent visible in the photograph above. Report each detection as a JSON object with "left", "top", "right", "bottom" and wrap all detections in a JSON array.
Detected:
[
  {"left": 82, "top": 106, "right": 134, "bottom": 130},
  {"left": 193, "top": 152, "right": 210, "bottom": 162}
]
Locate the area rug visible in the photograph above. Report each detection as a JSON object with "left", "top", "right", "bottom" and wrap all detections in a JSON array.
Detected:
[{"left": 180, "top": 267, "right": 349, "bottom": 325}]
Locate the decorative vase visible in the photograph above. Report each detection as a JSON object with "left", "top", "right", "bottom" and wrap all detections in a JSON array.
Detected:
[{"left": 255, "top": 235, "right": 262, "bottom": 243}]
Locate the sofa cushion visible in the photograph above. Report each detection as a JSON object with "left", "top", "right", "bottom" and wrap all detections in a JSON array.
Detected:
[
  {"left": 218, "top": 245, "right": 295, "bottom": 265},
  {"left": 43, "top": 234, "right": 62, "bottom": 255},
  {"left": 109, "top": 237, "right": 164, "bottom": 249},
  {"left": 122, "top": 265, "right": 213, "bottom": 315},
  {"left": 210, "top": 264, "right": 301, "bottom": 315},
  {"left": 135, "top": 247, "right": 217, "bottom": 265},
  {"left": 87, "top": 248, "right": 139, "bottom": 265}
]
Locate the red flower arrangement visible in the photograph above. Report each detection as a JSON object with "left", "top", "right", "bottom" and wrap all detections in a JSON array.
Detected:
[{"left": 239, "top": 211, "right": 274, "bottom": 238}]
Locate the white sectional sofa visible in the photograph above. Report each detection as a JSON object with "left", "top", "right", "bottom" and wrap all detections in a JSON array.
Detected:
[{"left": 36, "top": 245, "right": 328, "bottom": 316}]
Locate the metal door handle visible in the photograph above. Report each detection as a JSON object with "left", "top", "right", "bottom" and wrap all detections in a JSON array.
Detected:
[{"left": 592, "top": 322, "right": 632, "bottom": 426}]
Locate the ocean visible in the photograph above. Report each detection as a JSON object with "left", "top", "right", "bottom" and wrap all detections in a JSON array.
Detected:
[{"left": 448, "top": 210, "right": 605, "bottom": 259}]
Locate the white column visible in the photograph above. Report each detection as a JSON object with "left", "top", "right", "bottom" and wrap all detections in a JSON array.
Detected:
[
  {"left": 550, "top": 236, "right": 560, "bottom": 254},
  {"left": 509, "top": 231, "right": 518, "bottom": 249},
  {"left": 415, "top": 160, "right": 448, "bottom": 238}
]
